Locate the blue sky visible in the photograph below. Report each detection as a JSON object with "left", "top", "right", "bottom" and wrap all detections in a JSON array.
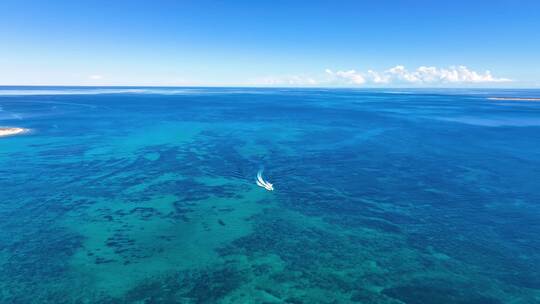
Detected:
[{"left": 0, "top": 0, "right": 539, "bottom": 87}]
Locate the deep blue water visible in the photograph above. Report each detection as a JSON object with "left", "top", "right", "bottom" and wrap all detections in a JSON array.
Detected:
[{"left": 1, "top": 87, "right": 539, "bottom": 303}]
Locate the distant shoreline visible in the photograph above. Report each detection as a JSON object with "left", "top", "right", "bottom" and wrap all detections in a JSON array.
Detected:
[
  {"left": 0, "top": 127, "right": 29, "bottom": 137},
  {"left": 488, "top": 97, "right": 540, "bottom": 101}
]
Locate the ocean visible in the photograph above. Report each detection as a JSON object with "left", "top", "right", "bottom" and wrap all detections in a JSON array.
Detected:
[{"left": 1, "top": 87, "right": 539, "bottom": 303}]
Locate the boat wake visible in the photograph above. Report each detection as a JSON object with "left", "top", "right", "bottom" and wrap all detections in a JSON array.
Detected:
[{"left": 256, "top": 169, "right": 274, "bottom": 191}]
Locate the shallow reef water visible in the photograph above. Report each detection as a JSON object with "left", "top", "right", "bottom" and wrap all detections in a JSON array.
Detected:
[{"left": 0, "top": 87, "right": 539, "bottom": 303}]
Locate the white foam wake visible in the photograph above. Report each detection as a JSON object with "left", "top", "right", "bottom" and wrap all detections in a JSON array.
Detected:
[{"left": 256, "top": 170, "right": 274, "bottom": 191}]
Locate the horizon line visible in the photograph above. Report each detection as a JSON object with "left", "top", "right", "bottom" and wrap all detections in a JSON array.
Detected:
[{"left": 1, "top": 85, "right": 539, "bottom": 90}]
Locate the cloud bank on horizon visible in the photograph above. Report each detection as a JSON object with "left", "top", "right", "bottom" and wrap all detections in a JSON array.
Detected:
[{"left": 257, "top": 65, "right": 512, "bottom": 87}]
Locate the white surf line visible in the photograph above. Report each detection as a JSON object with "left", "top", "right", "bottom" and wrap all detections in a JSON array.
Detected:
[{"left": 256, "top": 170, "right": 274, "bottom": 191}]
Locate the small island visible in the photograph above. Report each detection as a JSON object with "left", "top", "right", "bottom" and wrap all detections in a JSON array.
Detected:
[
  {"left": 488, "top": 97, "right": 540, "bottom": 101},
  {"left": 0, "top": 127, "right": 29, "bottom": 137}
]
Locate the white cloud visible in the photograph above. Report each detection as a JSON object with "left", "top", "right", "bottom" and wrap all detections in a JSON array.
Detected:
[
  {"left": 88, "top": 75, "right": 103, "bottom": 80},
  {"left": 386, "top": 65, "right": 510, "bottom": 83},
  {"left": 327, "top": 65, "right": 511, "bottom": 86},
  {"left": 252, "top": 65, "right": 510, "bottom": 87},
  {"left": 367, "top": 69, "right": 390, "bottom": 84},
  {"left": 252, "top": 75, "right": 318, "bottom": 86},
  {"left": 326, "top": 69, "right": 366, "bottom": 84},
  {"left": 387, "top": 65, "right": 421, "bottom": 82}
]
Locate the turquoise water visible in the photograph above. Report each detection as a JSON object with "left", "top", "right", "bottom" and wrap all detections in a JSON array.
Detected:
[{"left": 1, "top": 87, "right": 539, "bottom": 303}]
